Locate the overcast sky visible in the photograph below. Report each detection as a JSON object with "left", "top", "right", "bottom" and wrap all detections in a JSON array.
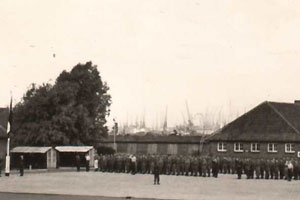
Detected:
[{"left": 1, "top": 0, "right": 300, "bottom": 128}]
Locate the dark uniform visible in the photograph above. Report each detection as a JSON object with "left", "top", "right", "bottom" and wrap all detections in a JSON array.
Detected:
[
  {"left": 184, "top": 156, "right": 191, "bottom": 176},
  {"left": 191, "top": 157, "right": 198, "bottom": 176},
  {"left": 206, "top": 157, "right": 212, "bottom": 177},
  {"left": 75, "top": 154, "right": 81, "bottom": 172},
  {"left": 153, "top": 162, "right": 160, "bottom": 185},
  {"left": 20, "top": 155, "right": 24, "bottom": 176},
  {"left": 212, "top": 158, "right": 219, "bottom": 178},
  {"left": 202, "top": 157, "right": 207, "bottom": 177},
  {"left": 279, "top": 159, "right": 285, "bottom": 179},
  {"left": 265, "top": 160, "right": 270, "bottom": 179},
  {"left": 254, "top": 159, "right": 261, "bottom": 179},
  {"left": 235, "top": 158, "right": 242, "bottom": 179},
  {"left": 165, "top": 156, "right": 171, "bottom": 175},
  {"left": 260, "top": 159, "right": 265, "bottom": 179},
  {"left": 294, "top": 160, "right": 299, "bottom": 180},
  {"left": 274, "top": 159, "right": 279, "bottom": 180}
]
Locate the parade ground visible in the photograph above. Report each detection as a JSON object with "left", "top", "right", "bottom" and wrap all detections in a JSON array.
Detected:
[{"left": 0, "top": 170, "right": 299, "bottom": 200}]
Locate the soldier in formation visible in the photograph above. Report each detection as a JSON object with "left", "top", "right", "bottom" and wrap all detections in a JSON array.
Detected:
[{"left": 93, "top": 153, "right": 299, "bottom": 181}]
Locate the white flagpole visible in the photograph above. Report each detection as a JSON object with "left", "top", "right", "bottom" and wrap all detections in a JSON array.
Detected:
[
  {"left": 5, "top": 138, "right": 10, "bottom": 176},
  {"left": 5, "top": 96, "right": 12, "bottom": 176}
]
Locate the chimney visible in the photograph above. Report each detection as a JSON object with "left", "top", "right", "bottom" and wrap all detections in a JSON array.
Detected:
[{"left": 295, "top": 100, "right": 300, "bottom": 105}]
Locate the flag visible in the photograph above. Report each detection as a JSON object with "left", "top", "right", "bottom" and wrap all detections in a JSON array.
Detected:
[{"left": 6, "top": 97, "right": 13, "bottom": 136}]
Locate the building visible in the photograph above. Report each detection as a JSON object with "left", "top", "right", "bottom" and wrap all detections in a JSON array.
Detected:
[
  {"left": 11, "top": 146, "right": 56, "bottom": 169},
  {"left": 208, "top": 101, "right": 300, "bottom": 158},
  {"left": 55, "top": 146, "right": 95, "bottom": 167},
  {"left": 98, "top": 134, "right": 210, "bottom": 155}
]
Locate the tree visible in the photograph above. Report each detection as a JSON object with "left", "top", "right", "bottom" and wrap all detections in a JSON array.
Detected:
[{"left": 13, "top": 62, "right": 111, "bottom": 146}]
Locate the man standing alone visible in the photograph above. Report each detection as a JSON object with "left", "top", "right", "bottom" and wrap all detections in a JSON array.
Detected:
[
  {"left": 85, "top": 153, "right": 90, "bottom": 172},
  {"left": 153, "top": 162, "right": 160, "bottom": 185},
  {"left": 75, "top": 154, "right": 81, "bottom": 172},
  {"left": 20, "top": 155, "right": 24, "bottom": 176}
]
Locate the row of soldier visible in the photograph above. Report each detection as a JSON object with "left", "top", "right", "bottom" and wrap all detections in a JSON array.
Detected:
[{"left": 93, "top": 154, "right": 300, "bottom": 180}]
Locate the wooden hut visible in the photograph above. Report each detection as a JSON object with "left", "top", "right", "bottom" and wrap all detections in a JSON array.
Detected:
[{"left": 11, "top": 146, "right": 56, "bottom": 169}]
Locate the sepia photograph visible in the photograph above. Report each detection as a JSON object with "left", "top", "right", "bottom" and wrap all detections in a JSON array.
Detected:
[{"left": 0, "top": 0, "right": 300, "bottom": 200}]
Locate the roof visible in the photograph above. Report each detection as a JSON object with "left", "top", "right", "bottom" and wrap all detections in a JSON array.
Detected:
[
  {"left": 55, "top": 146, "right": 94, "bottom": 152},
  {"left": 100, "top": 135, "right": 208, "bottom": 144},
  {"left": 209, "top": 101, "right": 300, "bottom": 142},
  {"left": 11, "top": 146, "right": 52, "bottom": 154}
]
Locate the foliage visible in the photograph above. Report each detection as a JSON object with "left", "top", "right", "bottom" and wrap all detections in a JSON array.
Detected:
[{"left": 12, "top": 62, "right": 111, "bottom": 146}]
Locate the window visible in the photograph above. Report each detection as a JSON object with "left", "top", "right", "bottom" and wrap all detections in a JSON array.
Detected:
[
  {"left": 251, "top": 143, "right": 260, "bottom": 152},
  {"left": 285, "top": 143, "right": 295, "bottom": 153},
  {"left": 268, "top": 143, "right": 278, "bottom": 153},
  {"left": 234, "top": 143, "right": 243, "bottom": 152},
  {"left": 217, "top": 142, "right": 227, "bottom": 152}
]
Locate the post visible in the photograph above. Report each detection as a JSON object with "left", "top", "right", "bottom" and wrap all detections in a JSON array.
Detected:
[
  {"left": 113, "top": 119, "right": 118, "bottom": 152},
  {"left": 5, "top": 138, "right": 10, "bottom": 176},
  {"left": 113, "top": 131, "right": 116, "bottom": 152}
]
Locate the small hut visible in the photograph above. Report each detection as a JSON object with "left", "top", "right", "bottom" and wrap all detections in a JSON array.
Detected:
[
  {"left": 55, "top": 146, "right": 95, "bottom": 168},
  {"left": 11, "top": 146, "right": 56, "bottom": 169}
]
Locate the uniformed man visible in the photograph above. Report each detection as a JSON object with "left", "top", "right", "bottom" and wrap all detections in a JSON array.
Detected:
[
  {"left": 212, "top": 157, "right": 219, "bottom": 178},
  {"left": 116, "top": 154, "right": 122, "bottom": 173},
  {"left": 206, "top": 157, "right": 212, "bottom": 177},
  {"left": 279, "top": 158, "right": 285, "bottom": 179},
  {"left": 164, "top": 155, "right": 171, "bottom": 175},
  {"left": 184, "top": 156, "right": 191, "bottom": 176},
  {"left": 260, "top": 158, "right": 265, "bottom": 179},
  {"left": 171, "top": 155, "right": 177, "bottom": 175},
  {"left": 287, "top": 160, "right": 294, "bottom": 181},
  {"left": 244, "top": 158, "right": 251, "bottom": 179},
  {"left": 20, "top": 155, "right": 24, "bottom": 176},
  {"left": 198, "top": 156, "right": 203, "bottom": 177},
  {"left": 125, "top": 154, "right": 131, "bottom": 173},
  {"left": 191, "top": 156, "right": 199, "bottom": 176},
  {"left": 294, "top": 160, "right": 299, "bottom": 180},
  {"left": 235, "top": 158, "right": 242, "bottom": 179},
  {"left": 254, "top": 159, "right": 261, "bottom": 179},
  {"left": 157, "top": 155, "right": 164, "bottom": 175},
  {"left": 85, "top": 153, "right": 90, "bottom": 172},
  {"left": 274, "top": 159, "right": 279, "bottom": 180},
  {"left": 141, "top": 155, "right": 147, "bottom": 174},
  {"left": 202, "top": 157, "right": 207, "bottom": 177},
  {"left": 270, "top": 159, "right": 275, "bottom": 179},
  {"left": 265, "top": 159, "right": 270, "bottom": 179},
  {"left": 153, "top": 161, "right": 160, "bottom": 185}
]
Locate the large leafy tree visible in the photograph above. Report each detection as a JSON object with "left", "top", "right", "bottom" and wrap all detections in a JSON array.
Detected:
[{"left": 13, "top": 62, "right": 111, "bottom": 146}]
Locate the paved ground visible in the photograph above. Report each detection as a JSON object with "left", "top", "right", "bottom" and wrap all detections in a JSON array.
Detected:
[
  {"left": 0, "top": 171, "right": 299, "bottom": 200},
  {"left": 0, "top": 192, "right": 156, "bottom": 200}
]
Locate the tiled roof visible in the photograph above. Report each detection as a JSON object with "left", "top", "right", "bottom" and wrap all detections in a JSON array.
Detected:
[{"left": 209, "top": 101, "right": 300, "bottom": 142}]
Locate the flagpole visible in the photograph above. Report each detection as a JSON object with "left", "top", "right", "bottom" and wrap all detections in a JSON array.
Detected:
[
  {"left": 5, "top": 138, "right": 10, "bottom": 176},
  {"left": 5, "top": 96, "right": 12, "bottom": 176}
]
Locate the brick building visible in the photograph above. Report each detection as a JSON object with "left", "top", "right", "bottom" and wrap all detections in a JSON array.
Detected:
[{"left": 208, "top": 101, "right": 300, "bottom": 159}]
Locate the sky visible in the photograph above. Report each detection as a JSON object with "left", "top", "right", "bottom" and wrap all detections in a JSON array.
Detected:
[{"left": 1, "top": 0, "right": 300, "bottom": 128}]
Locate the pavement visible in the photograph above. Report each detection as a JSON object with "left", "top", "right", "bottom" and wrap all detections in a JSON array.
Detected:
[
  {"left": 0, "top": 192, "right": 157, "bottom": 200},
  {"left": 0, "top": 171, "right": 299, "bottom": 200}
]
